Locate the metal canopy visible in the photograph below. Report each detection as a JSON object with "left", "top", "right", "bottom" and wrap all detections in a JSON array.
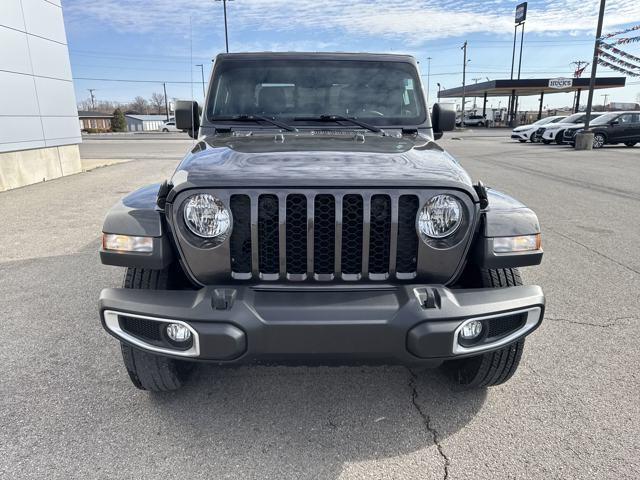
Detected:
[{"left": 438, "top": 77, "right": 626, "bottom": 98}]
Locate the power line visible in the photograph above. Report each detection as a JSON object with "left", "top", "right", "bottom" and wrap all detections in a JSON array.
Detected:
[{"left": 74, "top": 77, "right": 201, "bottom": 84}]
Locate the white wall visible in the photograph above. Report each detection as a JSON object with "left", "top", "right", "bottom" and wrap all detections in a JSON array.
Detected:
[{"left": 0, "top": 0, "right": 80, "bottom": 153}]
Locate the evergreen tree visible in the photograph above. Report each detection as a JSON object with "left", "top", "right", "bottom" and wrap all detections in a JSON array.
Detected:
[{"left": 111, "top": 108, "right": 126, "bottom": 132}]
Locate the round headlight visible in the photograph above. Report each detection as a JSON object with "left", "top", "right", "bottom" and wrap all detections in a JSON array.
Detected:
[
  {"left": 184, "top": 194, "right": 231, "bottom": 239},
  {"left": 418, "top": 194, "right": 462, "bottom": 239}
]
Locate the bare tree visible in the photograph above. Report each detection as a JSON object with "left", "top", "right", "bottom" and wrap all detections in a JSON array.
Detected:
[
  {"left": 129, "top": 96, "right": 149, "bottom": 114},
  {"left": 149, "top": 92, "right": 166, "bottom": 115}
]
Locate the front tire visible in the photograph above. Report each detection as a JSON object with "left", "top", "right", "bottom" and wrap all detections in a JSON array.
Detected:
[
  {"left": 624, "top": 142, "right": 636, "bottom": 147},
  {"left": 593, "top": 133, "right": 606, "bottom": 149},
  {"left": 518, "top": 139, "right": 527, "bottom": 143},
  {"left": 119, "top": 267, "right": 193, "bottom": 392},
  {"left": 555, "top": 131, "right": 565, "bottom": 144},
  {"left": 542, "top": 139, "right": 551, "bottom": 144},
  {"left": 442, "top": 268, "right": 526, "bottom": 389}
]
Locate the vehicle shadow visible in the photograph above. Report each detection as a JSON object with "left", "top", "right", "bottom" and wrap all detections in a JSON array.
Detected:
[{"left": 147, "top": 364, "right": 487, "bottom": 478}]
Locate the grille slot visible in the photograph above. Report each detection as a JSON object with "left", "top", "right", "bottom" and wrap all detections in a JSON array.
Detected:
[
  {"left": 341, "top": 194, "right": 363, "bottom": 275},
  {"left": 396, "top": 195, "right": 419, "bottom": 274},
  {"left": 230, "top": 195, "right": 252, "bottom": 274},
  {"left": 286, "top": 194, "right": 307, "bottom": 275},
  {"left": 258, "top": 194, "right": 280, "bottom": 275},
  {"left": 314, "top": 194, "right": 336, "bottom": 276},
  {"left": 230, "top": 192, "right": 425, "bottom": 280},
  {"left": 368, "top": 195, "right": 392, "bottom": 275}
]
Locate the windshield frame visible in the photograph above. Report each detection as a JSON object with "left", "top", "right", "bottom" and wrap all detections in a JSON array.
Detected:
[{"left": 204, "top": 57, "right": 429, "bottom": 131}]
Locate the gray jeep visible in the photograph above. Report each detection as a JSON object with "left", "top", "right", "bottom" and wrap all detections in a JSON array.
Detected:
[{"left": 99, "top": 52, "right": 544, "bottom": 391}]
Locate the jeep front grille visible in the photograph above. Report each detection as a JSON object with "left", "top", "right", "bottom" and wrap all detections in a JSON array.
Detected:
[{"left": 229, "top": 192, "right": 420, "bottom": 281}]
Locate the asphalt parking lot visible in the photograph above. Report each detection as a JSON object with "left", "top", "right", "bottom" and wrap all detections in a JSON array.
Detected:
[{"left": 1, "top": 131, "right": 639, "bottom": 479}]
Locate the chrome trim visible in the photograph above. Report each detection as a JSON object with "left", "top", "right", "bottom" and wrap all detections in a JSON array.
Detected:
[
  {"left": 452, "top": 307, "right": 541, "bottom": 355},
  {"left": 103, "top": 310, "right": 200, "bottom": 357}
]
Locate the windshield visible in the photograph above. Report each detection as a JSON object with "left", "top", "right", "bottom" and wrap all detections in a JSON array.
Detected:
[
  {"left": 561, "top": 113, "right": 585, "bottom": 124},
  {"left": 590, "top": 113, "right": 619, "bottom": 125},
  {"left": 533, "top": 117, "right": 556, "bottom": 125},
  {"left": 207, "top": 59, "right": 426, "bottom": 127}
]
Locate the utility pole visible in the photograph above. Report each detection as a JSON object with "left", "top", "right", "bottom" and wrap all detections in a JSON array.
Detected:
[
  {"left": 576, "top": 0, "right": 606, "bottom": 149},
  {"left": 195, "top": 64, "right": 206, "bottom": 98},
  {"left": 426, "top": 57, "right": 432, "bottom": 106},
  {"left": 88, "top": 89, "right": 96, "bottom": 110},
  {"left": 571, "top": 61, "right": 589, "bottom": 111},
  {"left": 215, "top": 0, "right": 232, "bottom": 53},
  {"left": 163, "top": 83, "right": 170, "bottom": 121},
  {"left": 601, "top": 94, "right": 609, "bottom": 110},
  {"left": 461, "top": 41, "right": 467, "bottom": 125}
]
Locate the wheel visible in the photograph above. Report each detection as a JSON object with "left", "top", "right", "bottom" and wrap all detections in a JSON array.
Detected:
[
  {"left": 542, "top": 139, "right": 551, "bottom": 144},
  {"left": 624, "top": 142, "right": 636, "bottom": 147},
  {"left": 593, "top": 133, "right": 606, "bottom": 149},
  {"left": 555, "top": 131, "right": 565, "bottom": 144},
  {"left": 518, "top": 139, "right": 527, "bottom": 143},
  {"left": 530, "top": 135, "right": 539, "bottom": 143},
  {"left": 442, "top": 268, "right": 526, "bottom": 389},
  {"left": 162, "top": 128, "right": 169, "bottom": 132},
  {"left": 119, "top": 267, "right": 193, "bottom": 391}
]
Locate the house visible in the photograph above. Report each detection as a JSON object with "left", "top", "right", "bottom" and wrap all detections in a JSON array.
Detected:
[
  {"left": 78, "top": 111, "right": 112, "bottom": 131},
  {"left": 125, "top": 115, "right": 168, "bottom": 132}
]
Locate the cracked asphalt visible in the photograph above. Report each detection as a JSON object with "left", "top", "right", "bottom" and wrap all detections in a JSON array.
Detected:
[{"left": 1, "top": 131, "right": 639, "bottom": 479}]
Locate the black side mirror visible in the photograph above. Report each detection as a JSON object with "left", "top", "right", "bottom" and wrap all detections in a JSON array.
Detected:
[
  {"left": 610, "top": 120, "right": 619, "bottom": 126},
  {"left": 431, "top": 103, "right": 456, "bottom": 140},
  {"left": 175, "top": 100, "right": 200, "bottom": 138}
]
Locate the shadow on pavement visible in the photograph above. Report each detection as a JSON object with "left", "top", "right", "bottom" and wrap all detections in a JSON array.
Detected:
[{"left": 146, "top": 364, "right": 487, "bottom": 478}]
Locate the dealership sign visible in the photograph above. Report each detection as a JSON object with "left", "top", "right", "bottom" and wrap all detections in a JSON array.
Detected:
[
  {"left": 548, "top": 78, "right": 573, "bottom": 89},
  {"left": 515, "top": 2, "right": 527, "bottom": 24}
]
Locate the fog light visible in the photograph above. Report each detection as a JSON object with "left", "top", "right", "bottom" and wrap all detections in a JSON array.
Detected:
[
  {"left": 166, "top": 323, "right": 192, "bottom": 342},
  {"left": 460, "top": 320, "right": 483, "bottom": 340}
]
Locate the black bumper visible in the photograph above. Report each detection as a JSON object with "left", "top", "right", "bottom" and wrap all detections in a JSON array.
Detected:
[{"left": 99, "top": 284, "right": 545, "bottom": 365}]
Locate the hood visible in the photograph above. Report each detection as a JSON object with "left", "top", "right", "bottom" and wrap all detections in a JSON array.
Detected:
[
  {"left": 513, "top": 124, "right": 537, "bottom": 132},
  {"left": 169, "top": 132, "right": 475, "bottom": 195},
  {"left": 545, "top": 121, "right": 582, "bottom": 130}
]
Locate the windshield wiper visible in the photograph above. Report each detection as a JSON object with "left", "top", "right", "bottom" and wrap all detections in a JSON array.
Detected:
[
  {"left": 294, "top": 115, "right": 384, "bottom": 135},
  {"left": 213, "top": 114, "right": 297, "bottom": 132}
]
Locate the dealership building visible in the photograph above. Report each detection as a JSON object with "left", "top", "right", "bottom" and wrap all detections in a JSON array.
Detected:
[{"left": 0, "top": 0, "right": 81, "bottom": 192}]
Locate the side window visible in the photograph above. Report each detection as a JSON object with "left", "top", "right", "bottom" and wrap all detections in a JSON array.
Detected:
[
  {"left": 631, "top": 113, "right": 640, "bottom": 124},
  {"left": 618, "top": 114, "right": 633, "bottom": 124}
]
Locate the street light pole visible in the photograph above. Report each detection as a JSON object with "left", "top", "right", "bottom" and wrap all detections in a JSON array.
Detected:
[
  {"left": 584, "top": 0, "right": 606, "bottom": 133},
  {"left": 576, "top": 0, "right": 606, "bottom": 150},
  {"left": 195, "top": 64, "right": 206, "bottom": 98},
  {"left": 163, "top": 82, "right": 169, "bottom": 121},
  {"left": 215, "top": 0, "right": 231, "bottom": 53}
]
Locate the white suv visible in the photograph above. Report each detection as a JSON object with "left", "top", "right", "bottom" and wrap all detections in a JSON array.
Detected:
[{"left": 511, "top": 116, "right": 566, "bottom": 143}]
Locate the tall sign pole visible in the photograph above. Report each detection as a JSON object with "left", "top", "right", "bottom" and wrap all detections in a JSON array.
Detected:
[
  {"left": 426, "top": 56, "right": 432, "bottom": 106},
  {"left": 461, "top": 41, "right": 467, "bottom": 125},
  {"left": 509, "top": 2, "right": 527, "bottom": 126}
]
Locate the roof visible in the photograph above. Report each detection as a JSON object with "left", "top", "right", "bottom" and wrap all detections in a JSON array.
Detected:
[
  {"left": 438, "top": 77, "right": 626, "bottom": 98},
  {"left": 215, "top": 52, "right": 417, "bottom": 64},
  {"left": 125, "top": 115, "right": 169, "bottom": 121},
  {"left": 77, "top": 110, "right": 112, "bottom": 118}
]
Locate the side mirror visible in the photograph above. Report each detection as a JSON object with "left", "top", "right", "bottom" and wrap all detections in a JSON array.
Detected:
[
  {"left": 431, "top": 103, "right": 456, "bottom": 140},
  {"left": 175, "top": 100, "right": 200, "bottom": 138},
  {"left": 610, "top": 120, "right": 619, "bottom": 126}
]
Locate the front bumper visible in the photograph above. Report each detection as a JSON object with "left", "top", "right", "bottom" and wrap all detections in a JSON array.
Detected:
[
  {"left": 99, "top": 284, "right": 544, "bottom": 365},
  {"left": 511, "top": 131, "right": 531, "bottom": 140}
]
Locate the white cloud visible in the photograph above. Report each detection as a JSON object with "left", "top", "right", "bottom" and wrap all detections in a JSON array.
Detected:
[{"left": 65, "top": 0, "right": 640, "bottom": 44}]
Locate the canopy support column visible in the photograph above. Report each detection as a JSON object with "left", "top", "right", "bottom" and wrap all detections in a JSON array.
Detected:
[
  {"left": 574, "top": 89, "right": 582, "bottom": 113},
  {"left": 538, "top": 92, "right": 544, "bottom": 120}
]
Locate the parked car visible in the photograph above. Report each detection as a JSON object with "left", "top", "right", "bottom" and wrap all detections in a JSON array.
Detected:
[
  {"left": 538, "top": 112, "right": 602, "bottom": 145},
  {"left": 564, "top": 111, "right": 640, "bottom": 148},
  {"left": 162, "top": 119, "right": 179, "bottom": 132},
  {"left": 99, "top": 52, "right": 545, "bottom": 392},
  {"left": 463, "top": 115, "right": 486, "bottom": 127},
  {"left": 511, "top": 115, "right": 567, "bottom": 143}
]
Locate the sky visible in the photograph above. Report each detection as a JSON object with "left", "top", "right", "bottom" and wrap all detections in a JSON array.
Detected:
[{"left": 63, "top": 0, "right": 640, "bottom": 111}]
